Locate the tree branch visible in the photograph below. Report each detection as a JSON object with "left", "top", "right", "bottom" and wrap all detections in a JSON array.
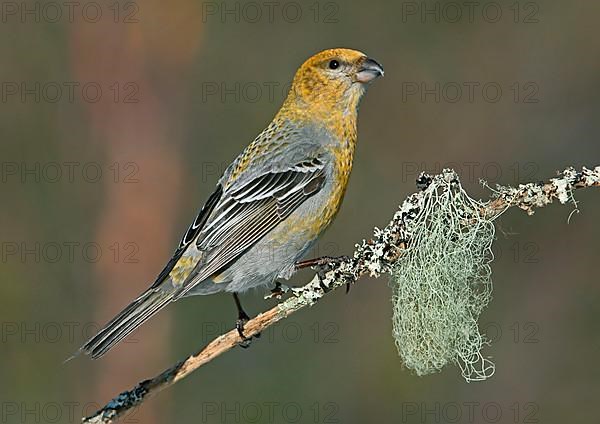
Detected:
[{"left": 82, "top": 165, "right": 599, "bottom": 424}]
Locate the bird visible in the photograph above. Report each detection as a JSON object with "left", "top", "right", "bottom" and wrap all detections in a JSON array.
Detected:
[{"left": 77, "top": 48, "right": 383, "bottom": 359}]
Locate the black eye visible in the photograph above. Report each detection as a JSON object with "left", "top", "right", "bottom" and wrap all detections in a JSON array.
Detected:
[{"left": 328, "top": 60, "right": 340, "bottom": 70}]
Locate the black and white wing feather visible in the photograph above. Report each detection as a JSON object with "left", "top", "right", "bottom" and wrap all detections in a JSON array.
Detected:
[{"left": 172, "top": 157, "right": 326, "bottom": 298}]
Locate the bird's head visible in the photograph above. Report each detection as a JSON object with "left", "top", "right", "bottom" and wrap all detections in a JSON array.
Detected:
[{"left": 285, "top": 48, "right": 384, "bottom": 116}]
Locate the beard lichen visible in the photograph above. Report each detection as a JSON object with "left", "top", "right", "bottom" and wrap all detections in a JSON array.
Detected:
[{"left": 390, "top": 172, "right": 496, "bottom": 382}]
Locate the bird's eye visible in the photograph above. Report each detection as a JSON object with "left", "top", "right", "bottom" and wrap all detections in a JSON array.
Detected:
[{"left": 328, "top": 60, "right": 340, "bottom": 70}]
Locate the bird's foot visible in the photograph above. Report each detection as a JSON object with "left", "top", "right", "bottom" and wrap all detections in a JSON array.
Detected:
[
  {"left": 233, "top": 293, "right": 260, "bottom": 348},
  {"left": 236, "top": 312, "right": 261, "bottom": 348},
  {"left": 295, "top": 255, "right": 351, "bottom": 293},
  {"left": 264, "top": 281, "right": 290, "bottom": 300},
  {"left": 296, "top": 256, "right": 350, "bottom": 293},
  {"left": 236, "top": 313, "right": 252, "bottom": 348}
]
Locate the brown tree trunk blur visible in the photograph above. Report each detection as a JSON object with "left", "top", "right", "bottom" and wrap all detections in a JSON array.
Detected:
[{"left": 69, "top": 1, "right": 203, "bottom": 421}]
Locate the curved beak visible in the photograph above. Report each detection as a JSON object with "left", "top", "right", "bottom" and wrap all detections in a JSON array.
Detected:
[{"left": 356, "top": 57, "right": 384, "bottom": 83}]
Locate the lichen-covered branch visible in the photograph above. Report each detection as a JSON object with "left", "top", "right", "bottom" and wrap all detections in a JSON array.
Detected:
[{"left": 82, "top": 165, "right": 599, "bottom": 424}]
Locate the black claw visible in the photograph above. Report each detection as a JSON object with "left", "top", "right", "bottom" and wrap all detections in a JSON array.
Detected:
[
  {"left": 319, "top": 278, "right": 331, "bottom": 293},
  {"left": 267, "top": 281, "right": 289, "bottom": 299},
  {"left": 236, "top": 316, "right": 251, "bottom": 347},
  {"left": 233, "top": 293, "right": 260, "bottom": 348},
  {"left": 297, "top": 255, "right": 353, "bottom": 294},
  {"left": 320, "top": 255, "right": 350, "bottom": 271}
]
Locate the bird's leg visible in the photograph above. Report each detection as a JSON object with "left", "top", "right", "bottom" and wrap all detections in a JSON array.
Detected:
[{"left": 232, "top": 293, "right": 259, "bottom": 348}]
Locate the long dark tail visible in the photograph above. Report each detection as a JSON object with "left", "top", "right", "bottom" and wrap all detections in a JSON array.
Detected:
[{"left": 75, "top": 287, "right": 173, "bottom": 360}]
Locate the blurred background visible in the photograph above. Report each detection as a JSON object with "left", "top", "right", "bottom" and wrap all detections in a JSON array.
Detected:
[{"left": 1, "top": 0, "right": 599, "bottom": 423}]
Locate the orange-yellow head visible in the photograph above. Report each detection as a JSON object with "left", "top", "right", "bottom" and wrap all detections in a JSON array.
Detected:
[{"left": 282, "top": 48, "right": 384, "bottom": 118}]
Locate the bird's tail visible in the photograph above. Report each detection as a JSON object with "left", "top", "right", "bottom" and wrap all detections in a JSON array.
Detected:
[{"left": 73, "top": 287, "right": 173, "bottom": 360}]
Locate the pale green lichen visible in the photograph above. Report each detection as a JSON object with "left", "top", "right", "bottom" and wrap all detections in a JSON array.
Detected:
[{"left": 390, "top": 171, "right": 495, "bottom": 382}]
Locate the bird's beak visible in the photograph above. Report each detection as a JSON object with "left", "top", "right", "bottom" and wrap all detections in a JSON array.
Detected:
[{"left": 355, "top": 57, "right": 384, "bottom": 83}]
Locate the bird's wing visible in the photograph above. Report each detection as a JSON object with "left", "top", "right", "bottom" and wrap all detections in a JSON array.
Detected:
[
  {"left": 150, "top": 184, "right": 223, "bottom": 289},
  {"left": 172, "top": 156, "right": 327, "bottom": 299}
]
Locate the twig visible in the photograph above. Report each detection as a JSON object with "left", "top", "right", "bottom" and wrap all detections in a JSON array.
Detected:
[{"left": 82, "top": 165, "right": 600, "bottom": 423}]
